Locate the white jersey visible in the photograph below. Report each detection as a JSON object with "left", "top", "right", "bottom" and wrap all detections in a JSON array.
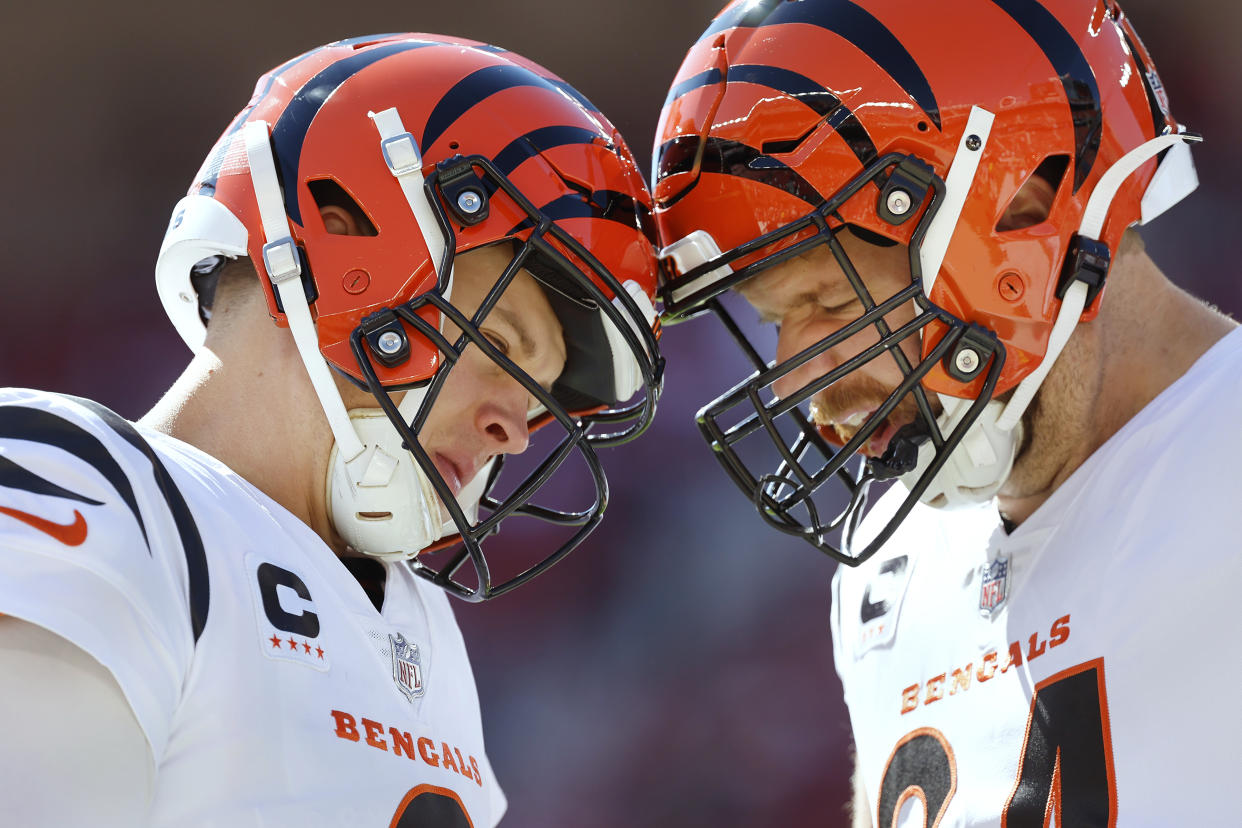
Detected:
[
  {"left": 0, "top": 389, "right": 506, "bottom": 827},
  {"left": 831, "top": 326, "right": 1242, "bottom": 827}
]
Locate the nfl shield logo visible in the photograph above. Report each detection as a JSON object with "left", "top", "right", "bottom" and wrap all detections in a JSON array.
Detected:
[
  {"left": 389, "top": 633, "right": 425, "bottom": 702},
  {"left": 979, "top": 556, "right": 1010, "bottom": 617}
]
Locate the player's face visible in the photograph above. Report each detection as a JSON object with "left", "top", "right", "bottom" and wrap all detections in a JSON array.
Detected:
[
  {"left": 736, "top": 231, "right": 930, "bottom": 457},
  {"left": 416, "top": 243, "right": 567, "bottom": 499}
]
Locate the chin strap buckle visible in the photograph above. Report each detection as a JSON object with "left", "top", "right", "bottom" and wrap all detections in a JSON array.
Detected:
[{"left": 1055, "top": 234, "right": 1111, "bottom": 308}]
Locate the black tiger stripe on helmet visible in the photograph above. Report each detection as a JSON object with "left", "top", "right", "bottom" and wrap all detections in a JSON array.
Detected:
[
  {"left": 196, "top": 46, "right": 328, "bottom": 197},
  {"left": 272, "top": 40, "right": 441, "bottom": 224},
  {"left": 987, "top": 0, "right": 1102, "bottom": 193},
  {"left": 696, "top": 0, "right": 941, "bottom": 129},
  {"left": 421, "top": 63, "right": 603, "bottom": 154},
  {"left": 656, "top": 59, "right": 880, "bottom": 206}
]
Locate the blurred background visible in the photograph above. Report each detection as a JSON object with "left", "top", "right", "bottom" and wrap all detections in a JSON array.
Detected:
[{"left": 2, "top": 1, "right": 1237, "bottom": 825}]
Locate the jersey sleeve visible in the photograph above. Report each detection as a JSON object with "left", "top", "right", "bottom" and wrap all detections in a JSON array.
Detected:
[{"left": 0, "top": 391, "right": 199, "bottom": 764}]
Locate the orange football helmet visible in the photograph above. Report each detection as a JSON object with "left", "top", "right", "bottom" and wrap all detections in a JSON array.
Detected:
[
  {"left": 654, "top": 0, "right": 1197, "bottom": 563},
  {"left": 157, "top": 34, "right": 664, "bottom": 598}
]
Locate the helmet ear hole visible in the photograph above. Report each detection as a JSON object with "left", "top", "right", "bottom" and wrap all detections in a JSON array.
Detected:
[
  {"left": 996, "top": 155, "right": 1069, "bottom": 232},
  {"left": 308, "top": 178, "right": 378, "bottom": 236}
]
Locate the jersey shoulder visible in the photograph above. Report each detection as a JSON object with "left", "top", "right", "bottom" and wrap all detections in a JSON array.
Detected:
[
  {"left": 0, "top": 388, "right": 217, "bottom": 760},
  {"left": 0, "top": 389, "right": 206, "bottom": 602}
]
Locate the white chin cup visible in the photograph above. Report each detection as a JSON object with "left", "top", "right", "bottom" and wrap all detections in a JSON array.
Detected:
[
  {"left": 900, "top": 396, "right": 1022, "bottom": 509},
  {"left": 326, "top": 393, "right": 495, "bottom": 562},
  {"left": 327, "top": 399, "right": 439, "bottom": 562}
]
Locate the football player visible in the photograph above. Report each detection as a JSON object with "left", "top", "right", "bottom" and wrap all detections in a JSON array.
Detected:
[
  {"left": 653, "top": 0, "right": 1239, "bottom": 825},
  {"left": 0, "top": 34, "right": 662, "bottom": 825}
]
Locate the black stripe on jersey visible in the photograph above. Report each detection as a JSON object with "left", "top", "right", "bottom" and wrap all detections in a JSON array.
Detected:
[
  {"left": 0, "top": 406, "right": 149, "bottom": 548},
  {"left": 0, "top": 455, "right": 104, "bottom": 506},
  {"left": 655, "top": 135, "right": 825, "bottom": 208},
  {"left": 67, "top": 398, "right": 210, "bottom": 644},
  {"left": 272, "top": 40, "right": 440, "bottom": 225},
  {"left": 421, "top": 65, "right": 601, "bottom": 155},
  {"left": 988, "top": 0, "right": 1102, "bottom": 193},
  {"left": 698, "top": 0, "right": 941, "bottom": 129}
]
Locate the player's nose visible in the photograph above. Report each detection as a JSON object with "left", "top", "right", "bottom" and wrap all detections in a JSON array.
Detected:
[{"left": 474, "top": 384, "right": 531, "bottom": 456}]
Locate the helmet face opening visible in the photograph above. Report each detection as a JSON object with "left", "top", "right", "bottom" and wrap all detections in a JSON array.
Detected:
[{"left": 670, "top": 153, "right": 1005, "bottom": 565}]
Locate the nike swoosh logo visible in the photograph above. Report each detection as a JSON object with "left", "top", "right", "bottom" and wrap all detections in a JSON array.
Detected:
[{"left": 0, "top": 506, "right": 88, "bottom": 546}]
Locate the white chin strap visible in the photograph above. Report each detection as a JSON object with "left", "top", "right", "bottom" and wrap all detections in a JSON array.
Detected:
[
  {"left": 242, "top": 112, "right": 461, "bottom": 559},
  {"left": 908, "top": 125, "right": 1200, "bottom": 509}
]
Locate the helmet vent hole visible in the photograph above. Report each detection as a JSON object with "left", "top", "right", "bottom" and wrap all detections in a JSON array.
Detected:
[
  {"left": 760, "top": 122, "right": 819, "bottom": 157},
  {"left": 449, "top": 141, "right": 460, "bottom": 150},
  {"left": 917, "top": 121, "right": 929, "bottom": 132},
  {"left": 995, "top": 154, "right": 1069, "bottom": 232},
  {"left": 309, "top": 178, "right": 379, "bottom": 236},
  {"left": 761, "top": 137, "right": 802, "bottom": 155}
]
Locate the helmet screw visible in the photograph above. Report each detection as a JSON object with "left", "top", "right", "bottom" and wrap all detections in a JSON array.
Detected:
[
  {"left": 954, "top": 348, "right": 980, "bottom": 375},
  {"left": 965, "top": 134, "right": 982, "bottom": 151},
  {"left": 376, "top": 330, "right": 405, "bottom": 355},
  {"left": 457, "top": 190, "right": 483, "bottom": 214},
  {"left": 886, "top": 189, "right": 912, "bottom": 216},
  {"left": 998, "top": 272, "right": 1025, "bottom": 302},
  {"left": 342, "top": 268, "right": 370, "bottom": 295}
]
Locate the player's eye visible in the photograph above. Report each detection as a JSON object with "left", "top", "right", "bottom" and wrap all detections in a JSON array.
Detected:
[
  {"left": 822, "top": 297, "right": 860, "bottom": 316},
  {"left": 480, "top": 329, "right": 510, "bottom": 357}
]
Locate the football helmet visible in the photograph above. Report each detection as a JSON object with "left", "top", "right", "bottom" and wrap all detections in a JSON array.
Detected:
[
  {"left": 157, "top": 34, "right": 664, "bottom": 599},
  {"left": 654, "top": 0, "right": 1197, "bottom": 564}
]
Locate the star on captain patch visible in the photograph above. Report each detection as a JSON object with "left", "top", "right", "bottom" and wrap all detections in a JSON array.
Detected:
[
  {"left": 389, "top": 633, "right": 425, "bottom": 702},
  {"left": 979, "top": 554, "right": 1010, "bottom": 618}
]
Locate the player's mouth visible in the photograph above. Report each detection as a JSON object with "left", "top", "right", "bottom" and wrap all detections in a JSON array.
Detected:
[
  {"left": 810, "top": 400, "right": 914, "bottom": 458},
  {"left": 431, "top": 453, "right": 469, "bottom": 497}
]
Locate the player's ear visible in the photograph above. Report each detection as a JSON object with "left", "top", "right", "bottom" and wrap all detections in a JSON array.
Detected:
[
  {"left": 320, "top": 204, "right": 363, "bottom": 237},
  {"left": 996, "top": 175, "right": 1056, "bottom": 232}
]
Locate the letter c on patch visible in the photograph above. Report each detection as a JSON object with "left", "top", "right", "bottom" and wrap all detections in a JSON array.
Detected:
[{"left": 257, "top": 562, "right": 320, "bottom": 637}]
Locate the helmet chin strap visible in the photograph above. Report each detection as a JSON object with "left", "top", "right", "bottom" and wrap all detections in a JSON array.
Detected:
[
  {"left": 913, "top": 130, "right": 1201, "bottom": 508},
  {"left": 242, "top": 115, "right": 458, "bottom": 559}
]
